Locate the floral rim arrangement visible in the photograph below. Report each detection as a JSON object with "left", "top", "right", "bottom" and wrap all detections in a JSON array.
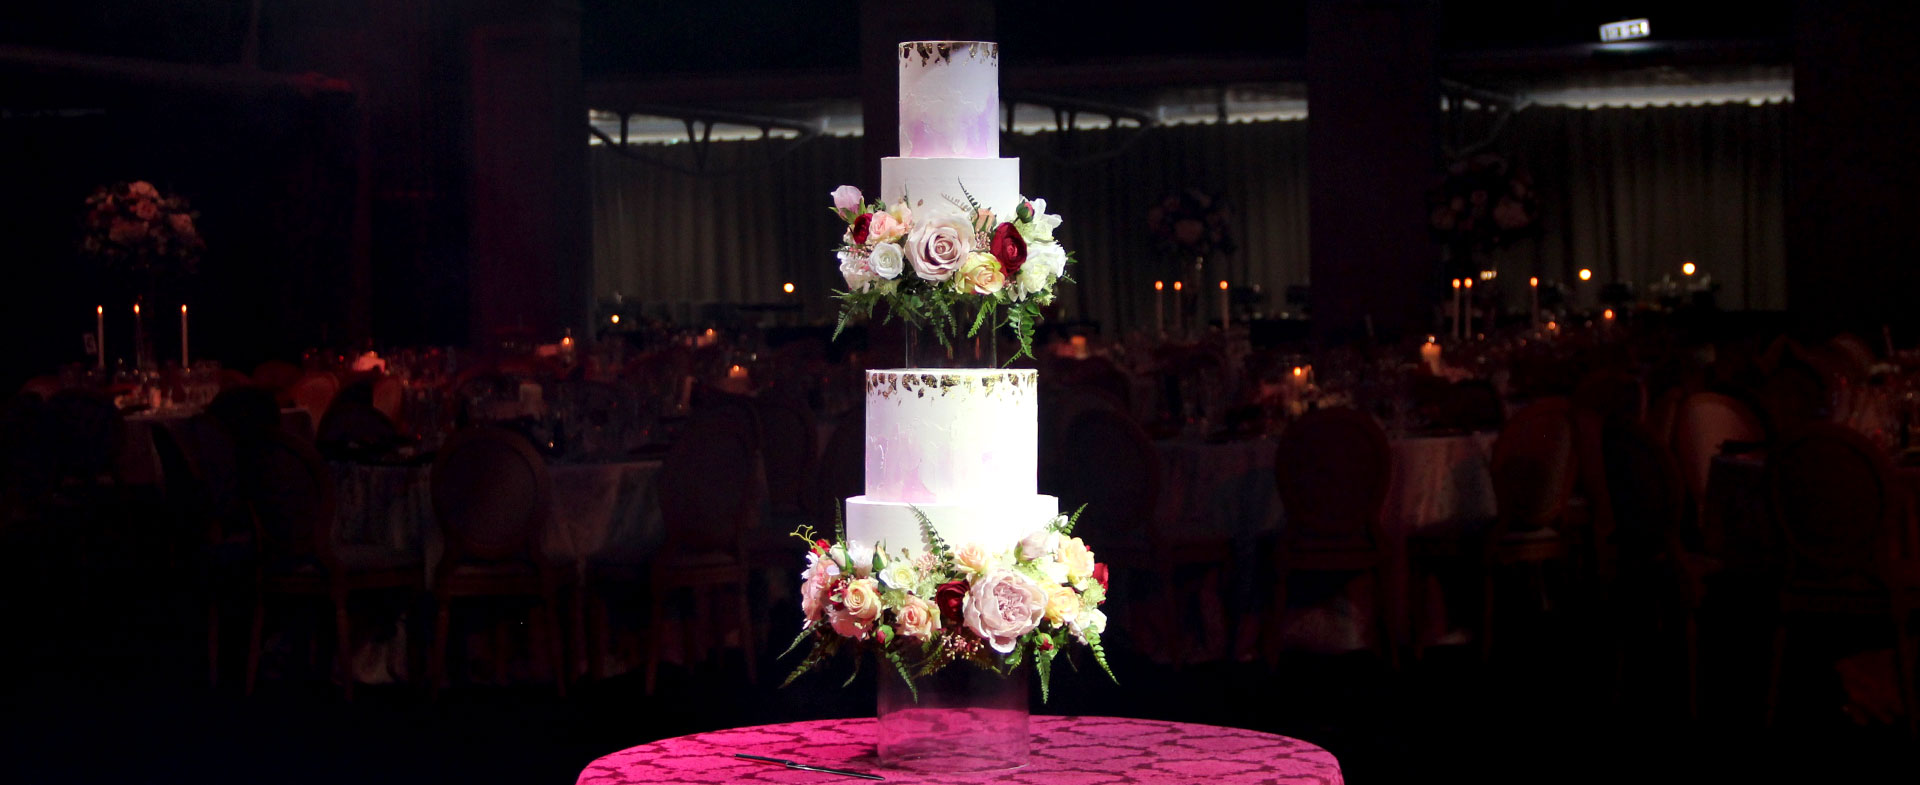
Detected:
[
  {"left": 1427, "top": 152, "right": 1538, "bottom": 255},
  {"left": 782, "top": 507, "right": 1115, "bottom": 702},
  {"left": 80, "top": 180, "right": 204, "bottom": 279},
  {"left": 829, "top": 185, "right": 1074, "bottom": 363}
]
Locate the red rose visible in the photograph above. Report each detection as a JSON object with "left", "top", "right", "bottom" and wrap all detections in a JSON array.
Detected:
[
  {"left": 933, "top": 580, "right": 968, "bottom": 626},
  {"left": 851, "top": 212, "right": 873, "bottom": 244},
  {"left": 990, "top": 222, "right": 1026, "bottom": 275},
  {"left": 1091, "top": 563, "right": 1109, "bottom": 593}
]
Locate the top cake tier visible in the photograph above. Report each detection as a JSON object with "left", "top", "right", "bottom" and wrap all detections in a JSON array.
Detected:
[
  {"left": 898, "top": 41, "right": 999, "bottom": 159},
  {"left": 865, "top": 368, "right": 1037, "bottom": 504}
]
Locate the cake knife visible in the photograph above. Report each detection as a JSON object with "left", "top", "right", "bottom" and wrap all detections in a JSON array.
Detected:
[{"left": 733, "top": 753, "right": 886, "bottom": 780}]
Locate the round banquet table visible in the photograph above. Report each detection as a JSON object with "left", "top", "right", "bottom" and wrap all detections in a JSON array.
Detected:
[{"left": 575, "top": 716, "right": 1344, "bottom": 785}]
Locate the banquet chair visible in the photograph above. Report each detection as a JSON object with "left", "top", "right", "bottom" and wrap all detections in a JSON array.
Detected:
[
  {"left": 1053, "top": 408, "right": 1226, "bottom": 666},
  {"left": 1762, "top": 424, "right": 1916, "bottom": 735},
  {"left": 1672, "top": 391, "right": 1767, "bottom": 521},
  {"left": 369, "top": 376, "right": 406, "bottom": 430},
  {"left": 1600, "top": 422, "right": 1714, "bottom": 718},
  {"left": 251, "top": 360, "right": 303, "bottom": 394},
  {"left": 1267, "top": 406, "right": 1396, "bottom": 666},
  {"left": 429, "top": 426, "right": 568, "bottom": 698},
  {"left": 1756, "top": 361, "right": 1829, "bottom": 437},
  {"left": 645, "top": 407, "right": 761, "bottom": 694},
  {"left": 284, "top": 372, "right": 340, "bottom": 430},
  {"left": 1411, "top": 398, "right": 1579, "bottom": 663},
  {"left": 243, "top": 430, "right": 421, "bottom": 700}
]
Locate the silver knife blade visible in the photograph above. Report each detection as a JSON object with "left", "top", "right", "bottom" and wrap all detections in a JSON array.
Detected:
[{"left": 787, "top": 763, "right": 886, "bottom": 781}]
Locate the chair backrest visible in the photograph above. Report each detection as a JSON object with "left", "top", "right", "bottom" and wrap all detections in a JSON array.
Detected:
[
  {"left": 44, "top": 389, "right": 124, "bottom": 479},
  {"left": 246, "top": 429, "right": 338, "bottom": 567},
  {"left": 252, "top": 360, "right": 303, "bottom": 393},
  {"left": 285, "top": 372, "right": 340, "bottom": 424},
  {"left": 1600, "top": 421, "right": 1689, "bottom": 567},
  {"left": 1645, "top": 386, "right": 1685, "bottom": 449},
  {"left": 755, "top": 397, "right": 817, "bottom": 518},
  {"left": 658, "top": 408, "right": 760, "bottom": 554},
  {"left": 1490, "top": 397, "right": 1578, "bottom": 533},
  {"left": 1275, "top": 406, "right": 1390, "bottom": 544},
  {"left": 1573, "top": 369, "right": 1648, "bottom": 426},
  {"left": 431, "top": 426, "right": 552, "bottom": 563},
  {"left": 1053, "top": 408, "right": 1162, "bottom": 543},
  {"left": 315, "top": 400, "right": 401, "bottom": 457},
  {"left": 370, "top": 376, "right": 406, "bottom": 428},
  {"left": 808, "top": 408, "right": 865, "bottom": 529},
  {"left": 1673, "top": 391, "right": 1767, "bottom": 504},
  {"left": 1756, "top": 362, "right": 1828, "bottom": 436},
  {"left": 1767, "top": 423, "right": 1897, "bottom": 583}
]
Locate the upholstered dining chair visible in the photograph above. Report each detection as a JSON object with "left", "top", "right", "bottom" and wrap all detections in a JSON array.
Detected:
[
  {"left": 1672, "top": 391, "right": 1767, "bottom": 521},
  {"left": 243, "top": 430, "right": 420, "bottom": 700},
  {"left": 1268, "top": 406, "right": 1396, "bottom": 666},
  {"left": 1763, "top": 424, "right": 1916, "bottom": 736},
  {"left": 1573, "top": 369, "right": 1649, "bottom": 427},
  {"left": 645, "top": 406, "right": 761, "bottom": 694},
  {"left": 283, "top": 372, "right": 340, "bottom": 432},
  {"left": 428, "top": 426, "right": 569, "bottom": 699},
  {"left": 1600, "top": 421, "right": 1714, "bottom": 719},
  {"left": 1411, "top": 397, "right": 1580, "bottom": 662}
]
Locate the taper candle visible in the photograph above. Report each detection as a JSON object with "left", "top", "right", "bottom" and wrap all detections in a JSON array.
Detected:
[
  {"left": 133, "top": 302, "right": 144, "bottom": 370},
  {"left": 1153, "top": 281, "right": 1165, "bottom": 335},
  {"left": 1529, "top": 276, "right": 1539, "bottom": 331},
  {"left": 1450, "top": 279, "right": 1462, "bottom": 340},
  {"left": 180, "top": 304, "right": 189, "bottom": 367},
  {"left": 1173, "top": 280, "right": 1184, "bottom": 332},
  {"left": 95, "top": 306, "right": 105, "bottom": 369},
  {"left": 1218, "top": 280, "right": 1230, "bottom": 332},
  {"left": 1463, "top": 279, "right": 1474, "bottom": 339}
]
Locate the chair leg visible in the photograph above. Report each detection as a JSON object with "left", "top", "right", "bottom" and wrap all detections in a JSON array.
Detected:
[
  {"left": 244, "top": 591, "right": 265, "bottom": 696},
  {"left": 644, "top": 588, "right": 665, "bottom": 696},
  {"left": 332, "top": 588, "right": 356, "bottom": 703},
  {"left": 539, "top": 580, "right": 568, "bottom": 698},
  {"left": 207, "top": 598, "right": 221, "bottom": 688},
  {"left": 734, "top": 580, "right": 758, "bottom": 685},
  {"left": 1161, "top": 567, "right": 1183, "bottom": 669},
  {"left": 430, "top": 595, "right": 451, "bottom": 701},
  {"left": 1264, "top": 568, "right": 1289, "bottom": 667},
  {"left": 587, "top": 590, "right": 608, "bottom": 682},
  {"left": 1764, "top": 623, "right": 1788, "bottom": 728}
]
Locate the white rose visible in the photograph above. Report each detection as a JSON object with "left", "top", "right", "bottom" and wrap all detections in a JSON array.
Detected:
[
  {"left": 1014, "top": 261, "right": 1052, "bottom": 300},
  {"left": 838, "top": 250, "right": 876, "bottom": 292},
  {"left": 869, "top": 242, "right": 905, "bottom": 280},
  {"left": 879, "top": 560, "right": 918, "bottom": 591},
  {"left": 906, "top": 211, "right": 972, "bottom": 281},
  {"left": 1017, "top": 530, "right": 1059, "bottom": 563},
  {"left": 1068, "top": 607, "right": 1107, "bottom": 643},
  {"left": 1027, "top": 241, "right": 1067, "bottom": 279}
]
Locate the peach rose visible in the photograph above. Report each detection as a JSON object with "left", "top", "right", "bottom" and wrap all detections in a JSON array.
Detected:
[
  {"left": 962, "top": 570, "right": 1046, "bottom": 653},
  {"left": 799, "top": 562, "right": 834, "bottom": 623},
  {"left": 896, "top": 595, "right": 938, "bottom": 640},
  {"left": 829, "top": 605, "right": 872, "bottom": 639},
  {"left": 1044, "top": 583, "right": 1079, "bottom": 625},
  {"left": 955, "top": 252, "right": 1006, "bottom": 295},
  {"left": 955, "top": 542, "right": 993, "bottom": 575},
  {"left": 841, "top": 577, "right": 882, "bottom": 621},
  {"left": 866, "top": 211, "right": 907, "bottom": 244}
]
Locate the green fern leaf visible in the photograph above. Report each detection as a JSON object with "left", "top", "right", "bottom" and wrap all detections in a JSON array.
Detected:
[
  {"left": 908, "top": 505, "right": 951, "bottom": 562},
  {"left": 779, "top": 624, "right": 817, "bottom": 659},
  {"left": 884, "top": 649, "right": 919, "bottom": 703}
]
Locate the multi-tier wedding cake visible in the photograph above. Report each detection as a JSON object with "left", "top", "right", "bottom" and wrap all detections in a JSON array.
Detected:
[{"left": 789, "top": 42, "right": 1110, "bottom": 771}]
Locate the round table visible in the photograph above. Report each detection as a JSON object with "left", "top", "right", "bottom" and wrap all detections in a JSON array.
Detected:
[{"left": 576, "top": 716, "right": 1344, "bottom": 785}]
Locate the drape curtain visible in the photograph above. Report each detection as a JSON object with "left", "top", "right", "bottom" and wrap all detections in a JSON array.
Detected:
[{"left": 590, "top": 101, "right": 1786, "bottom": 329}]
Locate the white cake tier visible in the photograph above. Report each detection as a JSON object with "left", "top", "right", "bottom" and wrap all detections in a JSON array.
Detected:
[
  {"left": 845, "top": 494, "right": 1059, "bottom": 557},
  {"left": 864, "top": 368, "right": 1037, "bottom": 504},
  {"left": 899, "top": 41, "right": 999, "bottom": 159},
  {"left": 880, "top": 157, "right": 1022, "bottom": 225}
]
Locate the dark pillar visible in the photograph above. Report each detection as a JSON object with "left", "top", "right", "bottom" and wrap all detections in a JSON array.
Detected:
[
  {"left": 467, "top": 2, "right": 587, "bottom": 349},
  {"left": 1306, "top": 0, "right": 1439, "bottom": 343},
  {"left": 857, "top": 0, "right": 994, "bottom": 191},
  {"left": 1788, "top": 1, "right": 1920, "bottom": 338}
]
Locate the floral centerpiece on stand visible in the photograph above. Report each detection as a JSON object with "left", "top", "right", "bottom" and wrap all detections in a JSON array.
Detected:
[
  {"left": 829, "top": 185, "right": 1072, "bottom": 364},
  {"left": 782, "top": 506, "right": 1115, "bottom": 703},
  {"left": 80, "top": 180, "right": 204, "bottom": 282}
]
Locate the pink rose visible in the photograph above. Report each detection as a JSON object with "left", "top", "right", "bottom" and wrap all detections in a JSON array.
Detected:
[
  {"left": 128, "top": 181, "right": 159, "bottom": 199},
  {"left": 865, "top": 210, "right": 906, "bottom": 244},
  {"left": 906, "top": 212, "right": 972, "bottom": 281},
  {"left": 895, "top": 596, "right": 938, "bottom": 640},
  {"left": 131, "top": 200, "right": 159, "bottom": 221},
  {"left": 108, "top": 218, "right": 147, "bottom": 245},
  {"left": 168, "top": 213, "right": 196, "bottom": 238},
  {"left": 799, "top": 564, "right": 834, "bottom": 623},
  {"left": 962, "top": 570, "right": 1046, "bottom": 653},
  {"left": 830, "top": 185, "right": 863, "bottom": 214},
  {"left": 828, "top": 605, "right": 872, "bottom": 639}
]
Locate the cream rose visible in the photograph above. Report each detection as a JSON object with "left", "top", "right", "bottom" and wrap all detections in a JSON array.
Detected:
[
  {"left": 879, "top": 560, "right": 918, "bottom": 591},
  {"left": 1058, "top": 536, "right": 1095, "bottom": 583},
  {"left": 1043, "top": 583, "right": 1080, "bottom": 625},
  {"left": 906, "top": 211, "right": 971, "bottom": 281},
  {"left": 841, "top": 577, "right": 882, "bottom": 621},
  {"left": 895, "top": 596, "right": 939, "bottom": 640},
  {"left": 1068, "top": 607, "right": 1107, "bottom": 643},
  {"left": 955, "top": 542, "right": 994, "bottom": 575},
  {"left": 1026, "top": 241, "right": 1067, "bottom": 279},
  {"left": 869, "top": 242, "right": 905, "bottom": 280},
  {"left": 1013, "top": 262, "right": 1051, "bottom": 301},
  {"left": 955, "top": 252, "right": 1006, "bottom": 295},
  {"left": 962, "top": 570, "right": 1047, "bottom": 653},
  {"left": 886, "top": 200, "right": 913, "bottom": 226}
]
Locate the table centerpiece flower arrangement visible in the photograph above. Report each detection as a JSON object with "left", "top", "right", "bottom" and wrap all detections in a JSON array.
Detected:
[
  {"left": 828, "top": 185, "right": 1073, "bottom": 364},
  {"left": 781, "top": 506, "right": 1116, "bottom": 703},
  {"left": 80, "top": 180, "right": 205, "bottom": 283}
]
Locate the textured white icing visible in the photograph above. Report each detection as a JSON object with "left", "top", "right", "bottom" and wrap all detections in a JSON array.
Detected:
[
  {"left": 863, "top": 369, "right": 1037, "bottom": 504},
  {"left": 879, "top": 157, "right": 1022, "bottom": 225},
  {"left": 898, "top": 41, "right": 999, "bottom": 159},
  {"left": 846, "top": 494, "right": 1059, "bottom": 558}
]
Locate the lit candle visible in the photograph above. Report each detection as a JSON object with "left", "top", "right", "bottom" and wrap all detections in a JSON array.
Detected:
[
  {"left": 1420, "top": 335, "right": 1443, "bottom": 375},
  {"left": 1603, "top": 308, "right": 1615, "bottom": 326},
  {"left": 179, "top": 304, "right": 189, "bottom": 367},
  {"left": 1173, "top": 280, "right": 1184, "bottom": 332},
  {"left": 1451, "top": 279, "right": 1462, "bottom": 340},
  {"left": 1682, "top": 261, "right": 1696, "bottom": 276},
  {"left": 1153, "top": 281, "right": 1165, "bottom": 335},
  {"left": 783, "top": 282, "right": 796, "bottom": 294},
  {"left": 610, "top": 314, "right": 620, "bottom": 325},
  {"left": 1070, "top": 334, "right": 1089, "bottom": 359},
  {"left": 1464, "top": 278, "right": 1477, "bottom": 338},
  {"left": 1529, "top": 276, "right": 1540, "bottom": 331},
  {"left": 95, "top": 306, "right": 105, "bottom": 369},
  {"left": 1218, "top": 280, "right": 1230, "bottom": 332},
  {"left": 133, "top": 302, "right": 144, "bottom": 370}
]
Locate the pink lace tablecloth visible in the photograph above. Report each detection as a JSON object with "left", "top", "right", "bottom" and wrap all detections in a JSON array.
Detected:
[{"left": 577, "top": 716, "right": 1343, "bottom": 785}]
